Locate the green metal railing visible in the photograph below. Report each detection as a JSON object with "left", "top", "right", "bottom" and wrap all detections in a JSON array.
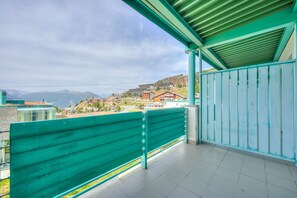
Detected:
[{"left": 9, "top": 108, "right": 187, "bottom": 198}]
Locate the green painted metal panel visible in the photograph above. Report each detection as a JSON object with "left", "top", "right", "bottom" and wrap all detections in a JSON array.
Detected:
[
  {"left": 222, "top": 72, "right": 230, "bottom": 144},
  {"left": 269, "top": 66, "right": 281, "bottom": 155},
  {"left": 148, "top": 117, "right": 184, "bottom": 131},
  {"left": 238, "top": 69, "right": 248, "bottom": 148},
  {"left": 12, "top": 120, "right": 142, "bottom": 153},
  {"left": 247, "top": 68, "right": 258, "bottom": 150},
  {"left": 281, "top": 63, "right": 294, "bottom": 158},
  {"left": 230, "top": 71, "right": 238, "bottom": 146},
  {"left": 148, "top": 122, "right": 184, "bottom": 138},
  {"left": 148, "top": 111, "right": 184, "bottom": 124},
  {"left": 10, "top": 112, "right": 143, "bottom": 198},
  {"left": 146, "top": 108, "right": 186, "bottom": 152},
  {"left": 146, "top": 107, "right": 184, "bottom": 116},
  {"left": 11, "top": 112, "right": 142, "bottom": 139},
  {"left": 214, "top": 73, "right": 222, "bottom": 143},
  {"left": 201, "top": 75, "right": 208, "bottom": 140},
  {"left": 258, "top": 67, "right": 269, "bottom": 153},
  {"left": 208, "top": 74, "right": 214, "bottom": 141}
]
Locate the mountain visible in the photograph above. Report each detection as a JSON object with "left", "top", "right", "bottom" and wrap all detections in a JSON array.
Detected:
[
  {"left": 5, "top": 89, "right": 99, "bottom": 108},
  {"left": 5, "top": 89, "right": 29, "bottom": 99}
]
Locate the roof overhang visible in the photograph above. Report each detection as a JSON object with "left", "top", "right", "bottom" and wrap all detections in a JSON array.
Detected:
[{"left": 123, "top": 0, "right": 297, "bottom": 69}]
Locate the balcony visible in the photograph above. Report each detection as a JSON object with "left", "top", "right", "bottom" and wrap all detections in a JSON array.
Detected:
[
  {"left": 3, "top": 0, "right": 297, "bottom": 197},
  {"left": 81, "top": 143, "right": 297, "bottom": 198},
  {"left": 6, "top": 106, "right": 297, "bottom": 198}
]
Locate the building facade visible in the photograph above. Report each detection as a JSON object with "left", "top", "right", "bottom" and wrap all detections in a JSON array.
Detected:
[{"left": 153, "top": 91, "right": 186, "bottom": 102}]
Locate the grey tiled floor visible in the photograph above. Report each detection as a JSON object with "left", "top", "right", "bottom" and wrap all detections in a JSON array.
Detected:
[{"left": 80, "top": 142, "right": 297, "bottom": 198}]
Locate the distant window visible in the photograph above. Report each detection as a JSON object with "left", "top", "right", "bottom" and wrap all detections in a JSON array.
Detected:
[
  {"left": 44, "top": 111, "right": 48, "bottom": 120},
  {"left": 32, "top": 111, "right": 38, "bottom": 121}
]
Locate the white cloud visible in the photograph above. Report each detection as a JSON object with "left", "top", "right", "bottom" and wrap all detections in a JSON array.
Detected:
[{"left": 0, "top": 0, "right": 210, "bottom": 95}]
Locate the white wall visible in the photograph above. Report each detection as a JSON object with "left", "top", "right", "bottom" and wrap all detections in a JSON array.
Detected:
[{"left": 279, "top": 29, "right": 296, "bottom": 61}]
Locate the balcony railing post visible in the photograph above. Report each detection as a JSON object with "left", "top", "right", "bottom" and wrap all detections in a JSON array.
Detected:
[
  {"left": 293, "top": 23, "right": 297, "bottom": 167},
  {"left": 141, "top": 111, "right": 148, "bottom": 169},
  {"left": 183, "top": 108, "right": 188, "bottom": 143}
]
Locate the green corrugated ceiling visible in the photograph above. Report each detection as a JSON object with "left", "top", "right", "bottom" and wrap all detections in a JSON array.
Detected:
[
  {"left": 124, "top": 0, "right": 296, "bottom": 69},
  {"left": 212, "top": 29, "right": 284, "bottom": 68},
  {"left": 168, "top": 0, "right": 292, "bottom": 39}
]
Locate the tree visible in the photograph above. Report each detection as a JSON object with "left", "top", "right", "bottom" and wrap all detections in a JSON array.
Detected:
[{"left": 115, "top": 105, "right": 121, "bottom": 112}]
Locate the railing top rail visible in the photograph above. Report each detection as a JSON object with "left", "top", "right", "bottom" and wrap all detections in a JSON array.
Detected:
[{"left": 201, "top": 59, "right": 296, "bottom": 76}]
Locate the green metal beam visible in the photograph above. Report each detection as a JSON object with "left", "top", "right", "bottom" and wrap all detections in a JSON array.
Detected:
[
  {"left": 203, "top": 7, "right": 297, "bottom": 49},
  {"left": 141, "top": 0, "right": 227, "bottom": 70},
  {"left": 273, "top": 23, "right": 295, "bottom": 61},
  {"left": 123, "top": 0, "right": 190, "bottom": 46},
  {"left": 293, "top": 0, "right": 297, "bottom": 12},
  {"left": 187, "top": 47, "right": 196, "bottom": 105}
]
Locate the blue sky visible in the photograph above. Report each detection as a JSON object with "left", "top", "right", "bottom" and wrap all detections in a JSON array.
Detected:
[{"left": 0, "top": 0, "right": 211, "bottom": 95}]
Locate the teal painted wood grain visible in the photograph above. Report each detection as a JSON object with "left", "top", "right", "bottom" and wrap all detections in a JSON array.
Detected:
[
  {"left": 208, "top": 74, "right": 215, "bottom": 141},
  {"left": 10, "top": 112, "right": 143, "bottom": 198},
  {"left": 200, "top": 62, "right": 295, "bottom": 161},
  {"left": 215, "top": 73, "right": 222, "bottom": 143},
  {"left": 11, "top": 112, "right": 142, "bottom": 139},
  {"left": 148, "top": 111, "right": 184, "bottom": 124},
  {"left": 148, "top": 122, "right": 184, "bottom": 138},
  {"left": 12, "top": 120, "right": 142, "bottom": 154},
  {"left": 238, "top": 69, "right": 248, "bottom": 148},
  {"left": 230, "top": 71, "right": 238, "bottom": 146},
  {"left": 247, "top": 68, "right": 258, "bottom": 150},
  {"left": 258, "top": 67, "right": 269, "bottom": 153},
  {"left": 281, "top": 63, "right": 294, "bottom": 158},
  {"left": 146, "top": 108, "right": 184, "bottom": 116},
  {"left": 269, "top": 66, "right": 281, "bottom": 155},
  {"left": 202, "top": 75, "right": 208, "bottom": 140},
  {"left": 222, "top": 72, "right": 230, "bottom": 144},
  {"left": 147, "top": 108, "right": 185, "bottom": 152},
  {"left": 148, "top": 117, "right": 184, "bottom": 131}
]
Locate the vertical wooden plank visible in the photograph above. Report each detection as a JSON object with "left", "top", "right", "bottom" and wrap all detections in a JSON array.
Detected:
[
  {"left": 248, "top": 68, "right": 258, "bottom": 150},
  {"left": 269, "top": 66, "right": 281, "bottom": 156},
  {"left": 222, "top": 72, "right": 230, "bottom": 145},
  {"left": 258, "top": 66, "right": 269, "bottom": 153},
  {"left": 282, "top": 63, "right": 294, "bottom": 158},
  {"left": 201, "top": 75, "right": 208, "bottom": 140},
  {"left": 215, "top": 73, "right": 222, "bottom": 143},
  {"left": 208, "top": 74, "right": 215, "bottom": 141},
  {"left": 238, "top": 69, "right": 248, "bottom": 148},
  {"left": 230, "top": 71, "right": 238, "bottom": 146}
]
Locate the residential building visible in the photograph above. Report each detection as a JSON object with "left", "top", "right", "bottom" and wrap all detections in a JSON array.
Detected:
[
  {"left": 142, "top": 91, "right": 155, "bottom": 100},
  {"left": 153, "top": 91, "right": 186, "bottom": 102},
  {"left": 0, "top": 90, "right": 56, "bottom": 180}
]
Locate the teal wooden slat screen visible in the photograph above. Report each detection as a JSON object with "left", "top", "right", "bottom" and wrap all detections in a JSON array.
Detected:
[
  {"left": 269, "top": 66, "right": 281, "bottom": 156},
  {"left": 258, "top": 67, "right": 269, "bottom": 153},
  {"left": 214, "top": 73, "right": 222, "bottom": 144},
  {"left": 230, "top": 71, "right": 238, "bottom": 146},
  {"left": 282, "top": 63, "right": 294, "bottom": 158},
  {"left": 201, "top": 61, "right": 296, "bottom": 161},
  {"left": 238, "top": 69, "right": 248, "bottom": 148},
  {"left": 10, "top": 112, "right": 143, "bottom": 198},
  {"left": 208, "top": 74, "right": 215, "bottom": 141},
  {"left": 222, "top": 72, "right": 230, "bottom": 145},
  {"left": 146, "top": 108, "right": 186, "bottom": 152},
  {"left": 10, "top": 108, "right": 187, "bottom": 197},
  {"left": 202, "top": 75, "right": 208, "bottom": 141}
]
